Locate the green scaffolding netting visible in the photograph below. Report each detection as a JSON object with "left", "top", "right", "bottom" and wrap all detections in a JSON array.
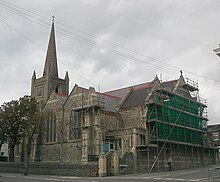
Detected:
[{"left": 147, "top": 92, "right": 207, "bottom": 145}]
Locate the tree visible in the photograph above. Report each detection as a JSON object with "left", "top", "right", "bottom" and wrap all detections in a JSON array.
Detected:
[
  {"left": 0, "top": 96, "right": 42, "bottom": 163},
  {"left": 1, "top": 100, "right": 23, "bottom": 161},
  {"left": 19, "top": 96, "right": 43, "bottom": 175},
  {"left": 0, "top": 95, "right": 46, "bottom": 175}
]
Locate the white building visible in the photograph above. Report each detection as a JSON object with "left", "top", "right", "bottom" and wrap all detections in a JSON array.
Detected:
[{"left": 1, "top": 143, "right": 8, "bottom": 157}]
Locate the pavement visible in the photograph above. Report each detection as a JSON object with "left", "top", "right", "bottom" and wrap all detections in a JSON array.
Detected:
[{"left": 0, "top": 166, "right": 219, "bottom": 182}]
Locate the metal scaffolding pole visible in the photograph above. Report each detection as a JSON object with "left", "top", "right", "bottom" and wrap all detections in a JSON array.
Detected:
[{"left": 149, "top": 112, "right": 182, "bottom": 172}]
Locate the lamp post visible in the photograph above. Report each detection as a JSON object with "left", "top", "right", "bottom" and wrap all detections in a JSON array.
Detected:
[{"left": 213, "top": 45, "right": 220, "bottom": 57}]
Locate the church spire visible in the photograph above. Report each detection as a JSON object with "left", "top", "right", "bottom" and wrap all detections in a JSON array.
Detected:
[{"left": 43, "top": 18, "right": 58, "bottom": 78}]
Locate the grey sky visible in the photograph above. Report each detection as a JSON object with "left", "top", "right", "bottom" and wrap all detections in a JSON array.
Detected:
[{"left": 0, "top": 0, "right": 220, "bottom": 124}]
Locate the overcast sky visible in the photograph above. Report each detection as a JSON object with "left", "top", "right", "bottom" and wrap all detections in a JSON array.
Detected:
[{"left": 0, "top": 0, "right": 220, "bottom": 125}]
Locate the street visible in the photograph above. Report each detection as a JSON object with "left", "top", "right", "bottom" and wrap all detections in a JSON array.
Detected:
[{"left": 0, "top": 166, "right": 218, "bottom": 182}]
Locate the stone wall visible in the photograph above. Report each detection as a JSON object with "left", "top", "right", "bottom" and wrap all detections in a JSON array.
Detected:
[
  {"left": 100, "top": 112, "right": 119, "bottom": 131},
  {"left": 0, "top": 162, "right": 98, "bottom": 177},
  {"left": 39, "top": 141, "right": 82, "bottom": 163},
  {"left": 120, "top": 107, "right": 145, "bottom": 129},
  {"left": 61, "top": 142, "right": 82, "bottom": 163},
  {"left": 40, "top": 143, "right": 60, "bottom": 162}
]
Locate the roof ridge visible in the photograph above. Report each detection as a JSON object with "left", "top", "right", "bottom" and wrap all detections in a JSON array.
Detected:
[
  {"left": 133, "top": 85, "right": 153, "bottom": 91},
  {"left": 78, "top": 86, "right": 121, "bottom": 100},
  {"left": 96, "top": 91, "right": 122, "bottom": 100},
  {"left": 78, "top": 86, "right": 89, "bottom": 91},
  {"left": 105, "top": 81, "right": 151, "bottom": 93}
]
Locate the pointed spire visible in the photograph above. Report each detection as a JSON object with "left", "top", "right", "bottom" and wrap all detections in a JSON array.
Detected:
[
  {"left": 43, "top": 18, "right": 58, "bottom": 78},
  {"left": 65, "top": 71, "right": 69, "bottom": 81},
  {"left": 151, "top": 74, "right": 160, "bottom": 83},
  {"left": 32, "top": 70, "right": 36, "bottom": 80}
]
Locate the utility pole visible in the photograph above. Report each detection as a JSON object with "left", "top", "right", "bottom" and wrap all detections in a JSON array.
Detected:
[{"left": 213, "top": 44, "right": 220, "bottom": 57}]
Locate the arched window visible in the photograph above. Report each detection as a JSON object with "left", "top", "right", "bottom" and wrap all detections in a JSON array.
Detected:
[
  {"left": 55, "top": 86, "right": 58, "bottom": 93},
  {"left": 46, "top": 113, "right": 56, "bottom": 143},
  {"left": 69, "top": 110, "right": 83, "bottom": 140}
]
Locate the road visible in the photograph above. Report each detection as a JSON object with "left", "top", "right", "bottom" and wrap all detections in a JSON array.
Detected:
[{"left": 0, "top": 167, "right": 218, "bottom": 182}]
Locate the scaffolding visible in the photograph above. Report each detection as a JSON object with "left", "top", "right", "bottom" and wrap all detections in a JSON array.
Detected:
[
  {"left": 148, "top": 90, "right": 208, "bottom": 144},
  {"left": 146, "top": 79, "right": 213, "bottom": 172}
]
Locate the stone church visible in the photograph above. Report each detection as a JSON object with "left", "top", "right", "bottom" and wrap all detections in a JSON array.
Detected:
[{"left": 26, "top": 22, "right": 216, "bottom": 175}]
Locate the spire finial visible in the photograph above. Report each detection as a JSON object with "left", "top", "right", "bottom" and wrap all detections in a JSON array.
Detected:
[
  {"left": 52, "top": 15, "right": 55, "bottom": 23},
  {"left": 180, "top": 70, "right": 183, "bottom": 76}
]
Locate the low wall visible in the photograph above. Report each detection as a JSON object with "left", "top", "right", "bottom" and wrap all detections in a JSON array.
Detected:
[{"left": 0, "top": 162, "right": 98, "bottom": 177}]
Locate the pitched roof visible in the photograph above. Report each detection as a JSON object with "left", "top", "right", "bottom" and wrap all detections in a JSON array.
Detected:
[
  {"left": 76, "top": 79, "right": 178, "bottom": 111},
  {"left": 105, "top": 82, "right": 152, "bottom": 99},
  {"left": 79, "top": 87, "right": 121, "bottom": 112},
  {"left": 119, "top": 80, "right": 178, "bottom": 109},
  {"left": 121, "top": 87, "right": 152, "bottom": 109},
  {"left": 96, "top": 93, "right": 121, "bottom": 112}
]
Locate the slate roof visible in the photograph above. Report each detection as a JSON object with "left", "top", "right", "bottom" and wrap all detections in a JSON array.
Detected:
[
  {"left": 80, "top": 87, "right": 121, "bottom": 112},
  {"left": 122, "top": 86, "right": 152, "bottom": 109},
  {"left": 97, "top": 93, "right": 121, "bottom": 112},
  {"left": 77, "top": 79, "right": 178, "bottom": 111},
  {"left": 119, "top": 80, "right": 178, "bottom": 109},
  {"left": 105, "top": 82, "right": 152, "bottom": 99}
]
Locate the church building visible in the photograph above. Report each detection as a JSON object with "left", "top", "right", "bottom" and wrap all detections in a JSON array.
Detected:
[{"left": 28, "top": 21, "right": 217, "bottom": 175}]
